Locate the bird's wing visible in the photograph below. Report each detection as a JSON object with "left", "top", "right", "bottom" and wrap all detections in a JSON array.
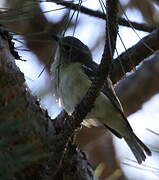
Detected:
[
  {"left": 81, "top": 60, "right": 122, "bottom": 111},
  {"left": 81, "top": 60, "right": 133, "bottom": 131}
]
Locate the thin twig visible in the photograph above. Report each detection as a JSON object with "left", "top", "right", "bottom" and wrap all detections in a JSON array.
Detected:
[{"left": 50, "top": 0, "right": 155, "bottom": 32}]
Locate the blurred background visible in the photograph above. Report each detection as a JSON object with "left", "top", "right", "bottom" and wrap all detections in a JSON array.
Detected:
[{"left": 1, "top": 0, "right": 159, "bottom": 179}]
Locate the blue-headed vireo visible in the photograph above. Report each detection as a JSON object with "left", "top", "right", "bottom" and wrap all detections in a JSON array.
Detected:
[{"left": 51, "top": 35, "right": 151, "bottom": 164}]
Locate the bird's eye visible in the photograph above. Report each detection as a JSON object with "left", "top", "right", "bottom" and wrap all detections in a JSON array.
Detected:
[{"left": 63, "top": 44, "right": 71, "bottom": 51}]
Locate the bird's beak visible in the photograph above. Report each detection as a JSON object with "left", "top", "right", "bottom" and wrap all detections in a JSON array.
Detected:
[{"left": 52, "top": 34, "right": 60, "bottom": 42}]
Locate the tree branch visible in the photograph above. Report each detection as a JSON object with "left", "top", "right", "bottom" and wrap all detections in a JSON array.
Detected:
[
  {"left": 115, "top": 52, "right": 159, "bottom": 115},
  {"left": 50, "top": 0, "right": 156, "bottom": 32},
  {"left": 110, "top": 28, "right": 159, "bottom": 83}
]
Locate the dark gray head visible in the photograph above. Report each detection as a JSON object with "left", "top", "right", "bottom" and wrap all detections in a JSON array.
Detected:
[{"left": 52, "top": 35, "right": 92, "bottom": 64}]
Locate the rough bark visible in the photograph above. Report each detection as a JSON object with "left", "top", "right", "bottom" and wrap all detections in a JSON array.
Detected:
[{"left": 0, "top": 27, "right": 93, "bottom": 180}]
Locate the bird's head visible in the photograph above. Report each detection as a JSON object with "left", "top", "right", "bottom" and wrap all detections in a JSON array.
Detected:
[{"left": 52, "top": 35, "right": 92, "bottom": 65}]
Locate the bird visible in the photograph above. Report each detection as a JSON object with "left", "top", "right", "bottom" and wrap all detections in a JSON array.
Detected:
[{"left": 50, "top": 35, "right": 151, "bottom": 164}]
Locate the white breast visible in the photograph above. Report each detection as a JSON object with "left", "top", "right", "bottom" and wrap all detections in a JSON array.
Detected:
[{"left": 51, "top": 62, "right": 90, "bottom": 114}]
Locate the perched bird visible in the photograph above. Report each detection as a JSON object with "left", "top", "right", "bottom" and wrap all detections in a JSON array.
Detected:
[{"left": 51, "top": 35, "right": 151, "bottom": 164}]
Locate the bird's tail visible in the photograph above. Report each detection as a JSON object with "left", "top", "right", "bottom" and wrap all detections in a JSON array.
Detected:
[{"left": 124, "top": 133, "right": 151, "bottom": 164}]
